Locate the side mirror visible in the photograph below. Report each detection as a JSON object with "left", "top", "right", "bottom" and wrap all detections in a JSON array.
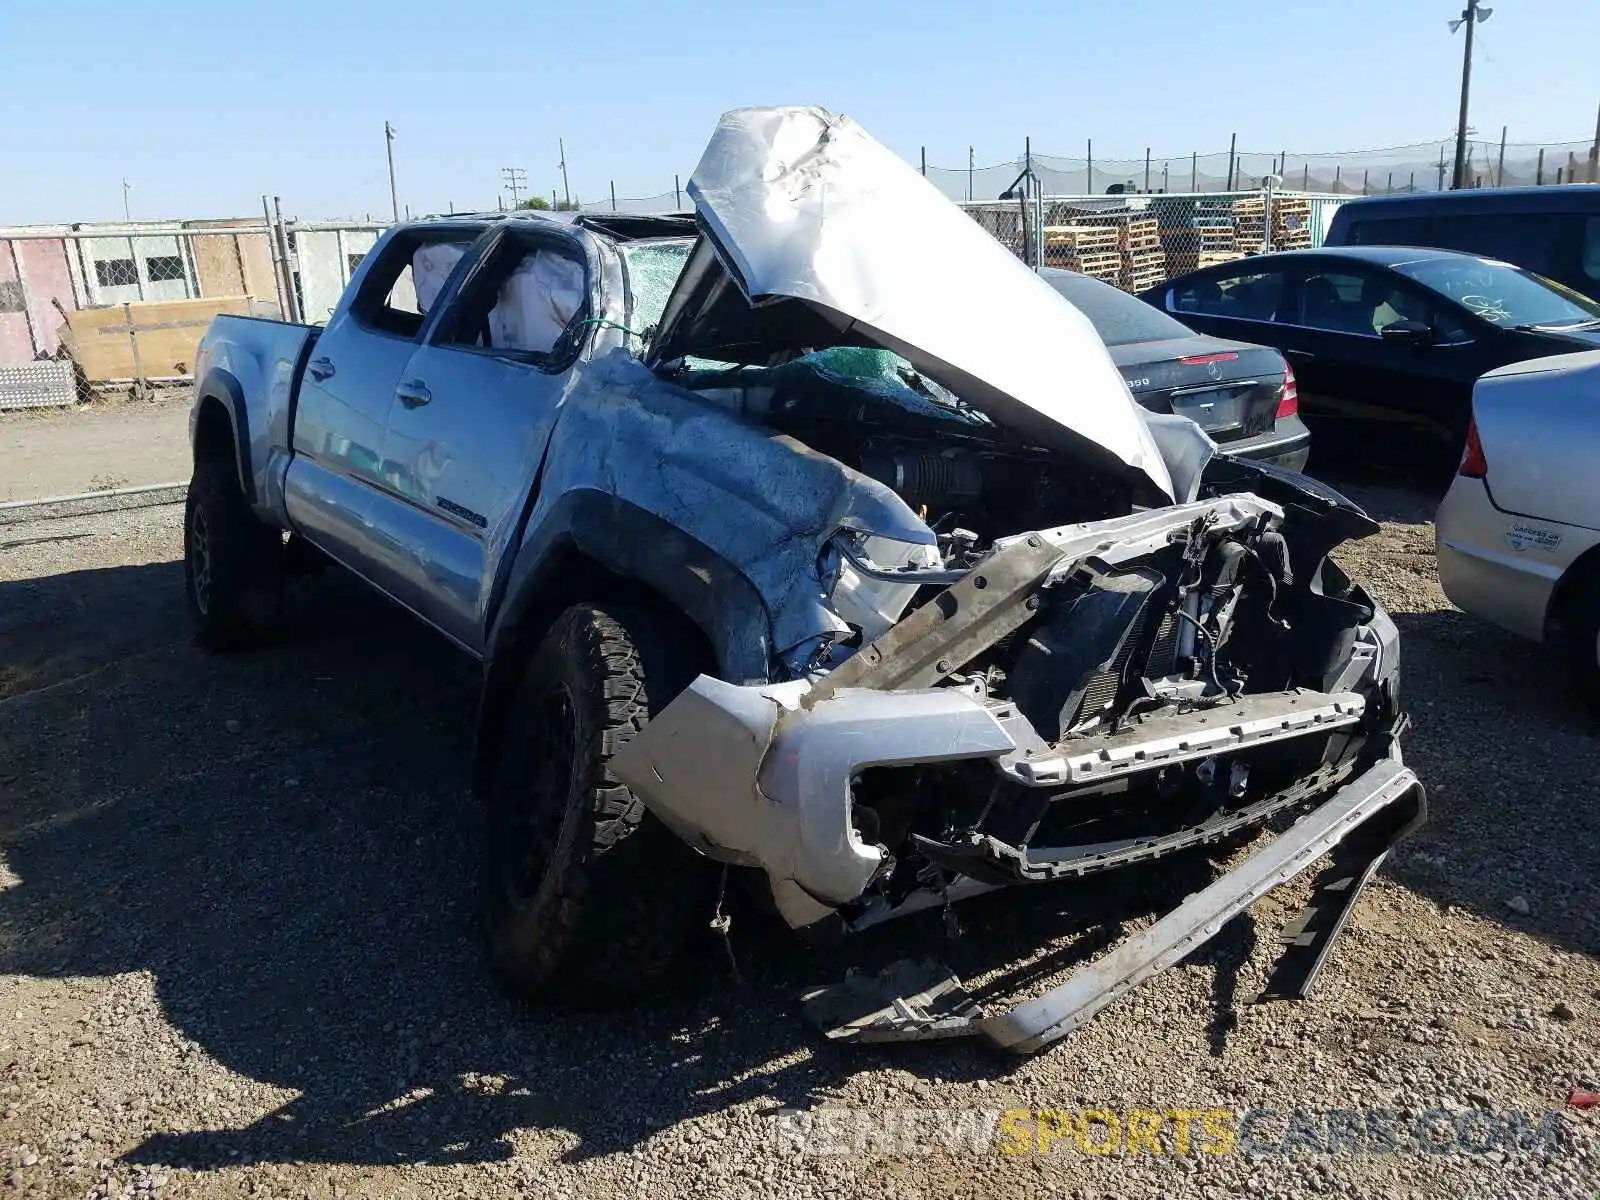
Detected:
[{"left": 1379, "top": 318, "right": 1435, "bottom": 347}]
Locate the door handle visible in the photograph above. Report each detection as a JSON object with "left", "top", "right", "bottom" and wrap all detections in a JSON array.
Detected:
[
  {"left": 307, "top": 356, "right": 336, "bottom": 382},
  {"left": 396, "top": 379, "right": 432, "bottom": 408}
]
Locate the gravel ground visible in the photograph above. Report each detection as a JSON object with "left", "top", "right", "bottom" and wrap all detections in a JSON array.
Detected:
[
  {"left": 0, "top": 399, "right": 190, "bottom": 503},
  {"left": 0, "top": 486, "right": 1595, "bottom": 1199}
]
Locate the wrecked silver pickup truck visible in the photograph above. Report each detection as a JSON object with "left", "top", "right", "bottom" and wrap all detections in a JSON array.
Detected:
[{"left": 184, "top": 106, "right": 1422, "bottom": 1053}]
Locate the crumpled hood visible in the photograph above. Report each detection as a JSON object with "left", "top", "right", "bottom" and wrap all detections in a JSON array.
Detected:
[{"left": 655, "top": 105, "right": 1174, "bottom": 502}]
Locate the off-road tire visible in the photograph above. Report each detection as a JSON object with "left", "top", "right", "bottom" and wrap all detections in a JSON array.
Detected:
[
  {"left": 481, "top": 602, "right": 707, "bottom": 1009},
  {"left": 182, "top": 456, "right": 285, "bottom": 651},
  {"left": 1564, "top": 574, "right": 1600, "bottom": 717}
]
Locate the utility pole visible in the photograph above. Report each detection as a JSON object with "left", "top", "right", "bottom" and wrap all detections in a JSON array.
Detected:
[
  {"left": 967, "top": 146, "right": 974, "bottom": 202},
  {"left": 1590, "top": 100, "right": 1600, "bottom": 183},
  {"left": 1496, "top": 126, "right": 1507, "bottom": 187},
  {"left": 501, "top": 167, "right": 527, "bottom": 208},
  {"left": 384, "top": 121, "right": 399, "bottom": 221},
  {"left": 558, "top": 138, "right": 571, "bottom": 208},
  {"left": 121, "top": 178, "right": 131, "bottom": 220},
  {"left": 1449, "top": 0, "right": 1492, "bottom": 189}
]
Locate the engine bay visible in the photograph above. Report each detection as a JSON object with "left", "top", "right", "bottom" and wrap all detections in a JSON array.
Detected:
[
  {"left": 670, "top": 347, "right": 1136, "bottom": 548},
  {"left": 662, "top": 346, "right": 1391, "bottom": 926}
]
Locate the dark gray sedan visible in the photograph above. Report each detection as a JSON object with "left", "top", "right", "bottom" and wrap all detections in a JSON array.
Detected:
[{"left": 1042, "top": 268, "right": 1310, "bottom": 472}]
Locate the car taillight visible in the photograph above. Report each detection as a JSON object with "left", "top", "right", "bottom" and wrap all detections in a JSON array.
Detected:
[
  {"left": 1275, "top": 361, "right": 1299, "bottom": 419},
  {"left": 1458, "top": 415, "right": 1488, "bottom": 478},
  {"left": 1178, "top": 351, "right": 1239, "bottom": 366}
]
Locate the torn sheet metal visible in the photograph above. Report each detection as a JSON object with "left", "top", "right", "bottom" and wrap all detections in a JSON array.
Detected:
[{"left": 658, "top": 106, "right": 1175, "bottom": 502}]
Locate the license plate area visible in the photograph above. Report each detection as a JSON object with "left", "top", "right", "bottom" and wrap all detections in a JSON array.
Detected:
[{"left": 1171, "top": 383, "right": 1252, "bottom": 434}]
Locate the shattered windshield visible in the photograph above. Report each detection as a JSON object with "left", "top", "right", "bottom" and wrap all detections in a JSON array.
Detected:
[
  {"left": 623, "top": 239, "right": 986, "bottom": 424},
  {"left": 777, "top": 348, "right": 991, "bottom": 426},
  {"left": 678, "top": 347, "right": 992, "bottom": 429},
  {"left": 620, "top": 239, "right": 695, "bottom": 334}
]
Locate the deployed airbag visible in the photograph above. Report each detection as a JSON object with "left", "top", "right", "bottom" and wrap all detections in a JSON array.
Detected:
[{"left": 489, "top": 249, "right": 586, "bottom": 354}]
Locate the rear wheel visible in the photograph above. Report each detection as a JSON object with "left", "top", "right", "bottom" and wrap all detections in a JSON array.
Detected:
[
  {"left": 481, "top": 602, "right": 707, "bottom": 1009},
  {"left": 183, "top": 456, "right": 284, "bottom": 651}
]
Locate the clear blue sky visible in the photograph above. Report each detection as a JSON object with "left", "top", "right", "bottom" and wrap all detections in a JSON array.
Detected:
[{"left": 1, "top": 0, "right": 1596, "bottom": 225}]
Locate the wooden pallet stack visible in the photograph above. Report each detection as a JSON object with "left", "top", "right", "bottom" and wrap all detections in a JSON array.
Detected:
[
  {"left": 1042, "top": 224, "right": 1122, "bottom": 282},
  {"left": 1232, "top": 195, "right": 1314, "bottom": 252},
  {"left": 1270, "top": 195, "right": 1313, "bottom": 250},
  {"left": 1232, "top": 197, "right": 1273, "bottom": 254},
  {"left": 1117, "top": 216, "right": 1167, "bottom": 292},
  {"left": 1162, "top": 228, "right": 1241, "bottom": 275},
  {"left": 1048, "top": 210, "right": 1170, "bottom": 291},
  {"left": 1158, "top": 196, "right": 1241, "bottom": 275}
]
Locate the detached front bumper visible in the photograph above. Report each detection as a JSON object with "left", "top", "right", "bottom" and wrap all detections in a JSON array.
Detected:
[
  {"left": 613, "top": 675, "right": 1373, "bottom": 929},
  {"left": 802, "top": 752, "right": 1425, "bottom": 1054}
]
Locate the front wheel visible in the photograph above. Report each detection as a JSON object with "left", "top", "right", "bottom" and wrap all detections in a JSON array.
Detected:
[
  {"left": 183, "top": 457, "right": 284, "bottom": 651},
  {"left": 481, "top": 602, "right": 708, "bottom": 1009}
]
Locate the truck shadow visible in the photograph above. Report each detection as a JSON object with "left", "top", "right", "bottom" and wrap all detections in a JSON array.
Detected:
[
  {"left": 1379, "top": 606, "right": 1600, "bottom": 954},
  {"left": 0, "top": 560, "right": 1196, "bottom": 1170},
  {"left": 0, "top": 550, "right": 1593, "bottom": 1172}
]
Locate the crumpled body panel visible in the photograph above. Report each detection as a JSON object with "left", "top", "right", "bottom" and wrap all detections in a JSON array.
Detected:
[{"left": 524, "top": 349, "right": 932, "bottom": 658}]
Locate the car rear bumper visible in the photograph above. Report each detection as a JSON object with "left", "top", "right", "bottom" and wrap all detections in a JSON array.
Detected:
[
  {"left": 1219, "top": 416, "right": 1311, "bottom": 473},
  {"left": 1435, "top": 476, "right": 1584, "bottom": 644}
]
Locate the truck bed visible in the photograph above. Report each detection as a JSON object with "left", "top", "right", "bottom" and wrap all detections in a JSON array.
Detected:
[{"left": 190, "top": 314, "right": 320, "bottom": 527}]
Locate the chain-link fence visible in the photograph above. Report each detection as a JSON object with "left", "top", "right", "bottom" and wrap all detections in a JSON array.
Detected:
[
  {"left": 567, "top": 136, "right": 1598, "bottom": 213},
  {"left": 962, "top": 187, "right": 1344, "bottom": 294},
  {"left": 926, "top": 137, "right": 1599, "bottom": 202}
]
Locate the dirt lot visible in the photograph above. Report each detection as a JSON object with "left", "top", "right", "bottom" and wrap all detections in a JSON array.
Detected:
[
  {"left": 0, "top": 399, "right": 191, "bottom": 503},
  {"left": 0, "top": 483, "right": 1596, "bottom": 1199}
]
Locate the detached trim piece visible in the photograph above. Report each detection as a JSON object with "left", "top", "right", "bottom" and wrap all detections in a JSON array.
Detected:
[
  {"left": 1010, "top": 689, "right": 1366, "bottom": 788},
  {"left": 0, "top": 481, "right": 187, "bottom": 525},
  {"left": 803, "top": 755, "right": 1425, "bottom": 1055}
]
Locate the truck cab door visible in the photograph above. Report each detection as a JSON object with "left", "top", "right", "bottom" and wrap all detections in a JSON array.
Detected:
[
  {"left": 284, "top": 225, "right": 481, "bottom": 580},
  {"left": 374, "top": 226, "right": 594, "bottom": 651}
]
